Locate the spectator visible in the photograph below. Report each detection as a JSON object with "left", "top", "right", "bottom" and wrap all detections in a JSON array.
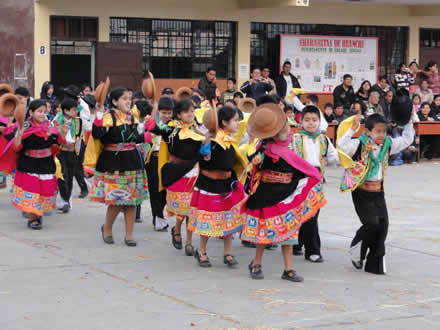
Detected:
[
  {"left": 401, "top": 134, "right": 418, "bottom": 164},
  {"left": 366, "top": 91, "right": 384, "bottom": 117},
  {"left": 220, "top": 78, "right": 241, "bottom": 103},
  {"left": 286, "top": 92, "right": 328, "bottom": 132},
  {"left": 40, "top": 81, "right": 57, "bottom": 110},
  {"left": 161, "top": 88, "right": 174, "bottom": 96},
  {"left": 379, "top": 90, "right": 394, "bottom": 123},
  {"left": 332, "top": 74, "right": 355, "bottom": 113},
  {"left": 350, "top": 101, "right": 367, "bottom": 117},
  {"left": 261, "top": 66, "right": 277, "bottom": 95},
  {"left": 394, "top": 63, "right": 415, "bottom": 92},
  {"left": 233, "top": 91, "right": 244, "bottom": 105},
  {"left": 371, "top": 75, "right": 395, "bottom": 101},
  {"left": 412, "top": 94, "right": 421, "bottom": 113},
  {"left": 198, "top": 67, "right": 218, "bottom": 101},
  {"left": 15, "top": 87, "right": 31, "bottom": 106},
  {"left": 80, "top": 84, "right": 92, "bottom": 95},
  {"left": 240, "top": 68, "right": 273, "bottom": 100},
  {"left": 355, "top": 80, "right": 371, "bottom": 105},
  {"left": 274, "top": 61, "right": 301, "bottom": 99},
  {"left": 431, "top": 94, "right": 440, "bottom": 120},
  {"left": 285, "top": 104, "right": 298, "bottom": 126},
  {"left": 417, "top": 102, "right": 440, "bottom": 159},
  {"left": 132, "top": 91, "right": 146, "bottom": 105},
  {"left": 409, "top": 61, "right": 421, "bottom": 95},
  {"left": 415, "top": 80, "right": 433, "bottom": 104},
  {"left": 334, "top": 103, "right": 348, "bottom": 124},
  {"left": 323, "top": 103, "right": 336, "bottom": 125},
  {"left": 425, "top": 61, "right": 440, "bottom": 95}
]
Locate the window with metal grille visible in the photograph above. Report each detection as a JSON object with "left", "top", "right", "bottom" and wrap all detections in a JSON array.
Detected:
[
  {"left": 251, "top": 23, "right": 408, "bottom": 82},
  {"left": 110, "top": 18, "right": 236, "bottom": 79}
]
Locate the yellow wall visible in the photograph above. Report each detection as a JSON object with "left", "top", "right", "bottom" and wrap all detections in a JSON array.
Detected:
[{"left": 34, "top": 0, "right": 440, "bottom": 96}]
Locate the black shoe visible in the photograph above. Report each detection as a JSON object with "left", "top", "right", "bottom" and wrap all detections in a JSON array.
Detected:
[
  {"left": 60, "top": 204, "right": 70, "bottom": 214},
  {"left": 306, "top": 255, "right": 324, "bottom": 263},
  {"left": 282, "top": 270, "right": 304, "bottom": 282},
  {"left": 101, "top": 225, "right": 114, "bottom": 244},
  {"left": 242, "top": 240, "right": 257, "bottom": 248},
  {"left": 171, "top": 226, "right": 182, "bottom": 250},
  {"left": 224, "top": 254, "right": 239, "bottom": 267},
  {"left": 185, "top": 244, "right": 194, "bottom": 256},
  {"left": 293, "top": 247, "right": 303, "bottom": 256},
  {"left": 248, "top": 261, "right": 264, "bottom": 279},
  {"left": 154, "top": 224, "right": 169, "bottom": 232},
  {"left": 352, "top": 260, "right": 363, "bottom": 270},
  {"left": 78, "top": 191, "right": 88, "bottom": 199},
  {"left": 194, "top": 249, "right": 212, "bottom": 268},
  {"left": 28, "top": 217, "right": 42, "bottom": 230},
  {"left": 124, "top": 238, "right": 137, "bottom": 247},
  {"left": 135, "top": 217, "right": 143, "bottom": 223}
]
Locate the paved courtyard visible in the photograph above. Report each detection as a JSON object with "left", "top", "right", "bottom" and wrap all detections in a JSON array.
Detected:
[{"left": 1, "top": 163, "right": 440, "bottom": 329}]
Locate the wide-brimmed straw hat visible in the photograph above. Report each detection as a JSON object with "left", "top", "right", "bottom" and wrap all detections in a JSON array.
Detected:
[
  {"left": 175, "top": 87, "right": 192, "bottom": 100},
  {"left": 95, "top": 77, "right": 110, "bottom": 105},
  {"left": 0, "top": 84, "right": 14, "bottom": 96},
  {"left": 142, "top": 73, "right": 157, "bottom": 100},
  {"left": 0, "top": 93, "right": 19, "bottom": 117},
  {"left": 248, "top": 103, "right": 286, "bottom": 139},
  {"left": 202, "top": 106, "right": 218, "bottom": 133},
  {"left": 14, "top": 103, "right": 26, "bottom": 127},
  {"left": 238, "top": 97, "right": 256, "bottom": 113}
]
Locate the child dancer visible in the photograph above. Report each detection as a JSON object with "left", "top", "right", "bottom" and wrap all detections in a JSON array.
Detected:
[
  {"left": 91, "top": 88, "right": 151, "bottom": 247},
  {"left": 1, "top": 99, "right": 68, "bottom": 229},
  {"left": 337, "top": 113, "right": 414, "bottom": 274},
  {"left": 146, "top": 99, "right": 205, "bottom": 256},
  {"left": 289, "top": 106, "right": 339, "bottom": 262},
  {"left": 241, "top": 102, "right": 325, "bottom": 282},
  {"left": 188, "top": 106, "right": 247, "bottom": 267}
]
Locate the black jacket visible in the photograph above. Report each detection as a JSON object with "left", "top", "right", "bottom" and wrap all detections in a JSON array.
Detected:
[
  {"left": 240, "top": 80, "right": 273, "bottom": 100},
  {"left": 198, "top": 76, "right": 217, "bottom": 101},
  {"left": 275, "top": 73, "right": 301, "bottom": 98},
  {"left": 333, "top": 84, "right": 355, "bottom": 110}
]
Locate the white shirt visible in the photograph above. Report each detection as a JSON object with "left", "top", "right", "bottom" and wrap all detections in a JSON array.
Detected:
[
  {"left": 302, "top": 136, "right": 339, "bottom": 168},
  {"left": 283, "top": 74, "right": 293, "bottom": 92},
  {"left": 337, "top": 124, "right": 415, "bottom": 181},
  {"left": 287, "top": 96, "right": 329, "bottom": 133},
  {"left": 79, "top": 98, "right": 93, "bottom": 132}
]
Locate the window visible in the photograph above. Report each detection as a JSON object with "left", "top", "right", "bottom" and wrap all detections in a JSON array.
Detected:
[
  {"left": 50, "top": 16, "right": 98, "bottom": 41},
  {"left": 251, "top": 23, "right": 408, "bottom": 81},
  {"left": 110, "top": 18, "right": 236, "bottom": 79},
  {"left": 420, "top": 28, "right": 440, "bottom": 48}
]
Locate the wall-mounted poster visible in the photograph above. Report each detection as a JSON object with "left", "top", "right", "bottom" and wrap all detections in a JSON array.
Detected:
[{"left": 280, "top": 35, "right": 378, "bottom": 94}]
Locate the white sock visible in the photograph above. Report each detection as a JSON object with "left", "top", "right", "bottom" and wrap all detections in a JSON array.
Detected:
[{"left": 155, "top": 217, "right": 168, "bottom": 230}]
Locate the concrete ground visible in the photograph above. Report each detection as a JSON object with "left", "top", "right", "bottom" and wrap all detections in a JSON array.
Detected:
[{"left": 0, "top": 162, "right": 440, "bottom": 330}]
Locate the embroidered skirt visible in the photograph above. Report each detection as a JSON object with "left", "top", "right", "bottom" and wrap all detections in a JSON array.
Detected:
[
  {"left": 166, "top": 167, "right": 198, "bottom": 218},
  {"left": 91, "top": 170, "right": 148, "bottom": 206},
  {"left": 241, "top": 181, "right": 326, "bottom": 244},
  {"left": 12, "top": 171, "right": 58, "bottom": 216},
  {"left": 188, "top": 183, "right": 245, "bottom": 237}
]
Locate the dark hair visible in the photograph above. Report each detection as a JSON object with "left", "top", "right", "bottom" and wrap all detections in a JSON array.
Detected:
[
  {"left": 357, "top": 80, "right": 371, "bottom": 94},
  {"left": 233, "top": 91, "right": 243, "bottom": 99},
  {"left": 174, "top": 99, "right": 193, "bottom": 118},
  {"left": 397, "top": 63, "right": 406, "bottom": 73},
  {"left": 237, "top": 108, "right": 244, "bottom": 121},
  {"left": 136, "top": 100, "right": 153, "bottom": 118},
  {"left": 251, "top": 67, "right": 260, "bottom": 74},
  {"left": 425, "top": 61, "right": 437, "bottom": 71},
  {"left": 365, "top": 113, "right": 386, "bottom": 130},
  {"left": 306, "top": 94, "right": 319, "bottom": 104},
  {"left": 256, "top": 94, "right": 277, "bottom": 106},
  {"left": 283, "top": 61, "right": 291, "bottom": 67},
  {"left": 191, "top": 95, "right": 201, "bottom": 108},
  {"left": 378, "top": 75, "right": 388, "bottom": 82},
  {"left": 343, "top": 74, "right": 352, "bottom": 80},
  {"left": 420, "top": 79, "right": 429, "bottom": 85},
  {"left": 61, "top": 98, "right": 78, "bottom": 112},
  {"left": 15, "top": 87, "right": 30, "bottom": 97},
  {"left": 434, "top": 94, "right": 440, "bottom": 101},
  {"left": 324, "top": 103, "right": 334, "bottom": 109},
  {"left": 272, "top": 94, "right": 282, "bottom": 104},
  {"left": 224, "top": 99, "right": 237, "bottom": 106},
  {"left": 28, "top": 99, "right": 47, "bottom": 113},
  {"left": 191, "top": 88, "right": 205, "bottom": 98},
  {"left": 40, "top": 81, "right": 53, "bottom": 99},
  {"left": 409, "top": 61, "right": 418, "bottom": 67},
  {"left": 335, "top": 103, "right": 344, "bottom": 108},
  {"left": 420, "top": 101, "right": 431, "bottom": 109},
  {"left": 82, "top": 94, "right": 96, "bottom": 108},
  {"left": 284, "top": 104, "right": 294, "bottom": 113},
  {"left": 132, "top": 91, "right": 145, "bottom": 100},
  {"left": 158, "top": 96, "right": 174, "bottom": 111},
  {"left": 412, "top": 94, "right": 421, "bottom": 102},
  {"left": 353, "top": 101, "right": 367, "bottom": 115},
  {"left": 218, "top": 106, "right": 237, "bottom": 128},
  {"left": 109, "top": 88, "right": 128, "bottom": 108},
  {"left": 64, "top": 85, "right": 80, "bottom": 99},
  {"left": 262, "top": 65, "right": 270, "bottom": 71},
  {"left": 301, "top": 105, "right": 321, "bottom": 120},
  {"left": 206, "top": 67, "right": 216, "bottom": 73},
  {"left": 227, "top": 77, "right": 236, "bottom": 85},
  {"left": 80, "top": 83, "right": 92, "bottom": 93}
]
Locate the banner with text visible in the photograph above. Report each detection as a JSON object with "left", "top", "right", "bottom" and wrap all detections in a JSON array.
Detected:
[{"left": 280, "top": 35, "right": 378, "bottom": 93}]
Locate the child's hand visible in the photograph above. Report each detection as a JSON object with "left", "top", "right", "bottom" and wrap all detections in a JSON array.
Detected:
[
  {"left": 428, "top": 117, "right": 434, "bottom": 122},
  {"left": 352, "top": 114, "right": 363, "bottom": 130},
  {"left": 61, "top": 123, "right": 70, "bottom": 136}
]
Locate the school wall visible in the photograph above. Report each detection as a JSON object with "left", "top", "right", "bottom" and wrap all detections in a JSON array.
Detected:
[{"left": 34, "top": 0, "right": 440, "bottom": 97}]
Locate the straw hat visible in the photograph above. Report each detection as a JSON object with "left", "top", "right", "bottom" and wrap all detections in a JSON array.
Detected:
[
  {"left": 238, "top": 97, "right": 256, "bottom": 113},
  {"left": 142, "top": 73, "right": 157, "bottom": 100},
  {"left": 248, "top": 103, "right": 286, "bottom": 139},
  {"left": 175, "top": 87, "right": 192, "bottom": 100},
  {"left": 95, "top": 77, "right": 110, "bottom": 105},
  {"left": 14, "top": 103, "right": 26, "bottom": 127},
  {"left": 202, "top": 107, "right": 218, "bottom": 133},
  {"left": 0, "top": 84, "right": 14, "bottom": 96},
  {"left": 0, "top": 93, "right": 19, "bottom": 117}
]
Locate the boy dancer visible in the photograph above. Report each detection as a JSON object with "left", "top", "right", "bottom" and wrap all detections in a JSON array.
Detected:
[
  {"left": 337, "top": 113, "right": 414, "bottom": 274},
  {"left": 290, "top": 106, "right": 339, "bottom": 262}
]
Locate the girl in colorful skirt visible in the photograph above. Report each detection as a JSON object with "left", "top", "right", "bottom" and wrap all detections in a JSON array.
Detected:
[
  {"left": 188, "top": 106, "right": 247, "bottom": 267},
  {"left": 146, "top": 99, "right": 205, "bottom": 256},
  {"left": 91, "top": 88, "right": 151, "bottom": 247},
  {"left": 241, "top": 101, "right": 325, "bottom": 282},
  {"left": 1, "top": 99, "right": 69, "bottom": 229}
]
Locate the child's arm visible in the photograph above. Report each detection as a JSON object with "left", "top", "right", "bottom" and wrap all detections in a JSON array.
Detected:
[
  {"left": 390, "top": 123, "right": 415, "bottom": 155},
  {"left": 326, "top": 137, "right": 339, "bottom": 165}
]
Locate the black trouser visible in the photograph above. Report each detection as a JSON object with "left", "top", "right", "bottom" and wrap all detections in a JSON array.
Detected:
[
  {"left": 401, "top": 148, "right": 417, "bottom": 164},
  {"left": 146, "top": 154, "right": 166, "bottom": 221},
  {"left": 57, "top": 150, "right": 76, "bottom": 204},
  {"left": 74, "top": 141, "right": 88, "bottom": 193},
  {"left": 294, "top": 210, "right": 321, "bottom": 257},
  {"left": 351, "top": 189, "right": 389, "bottom": 275}
]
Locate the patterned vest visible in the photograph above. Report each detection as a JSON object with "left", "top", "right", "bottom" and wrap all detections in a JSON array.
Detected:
[{"left": 290, "top": 133, "right": 328, "bottom": 175}]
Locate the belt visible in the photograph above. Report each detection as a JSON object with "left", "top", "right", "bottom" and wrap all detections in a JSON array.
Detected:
[
  {"left": 24, "top": 148, "right": 52, "bottom": 158},
  {"left": 201, "top": 169, "right": 231, "bottom": 180},
  {"left": 169, "top": 154, "right": 190, "bottom": 165},
  {"left": 104, "top": 143, "right": 136, "bottom": 151},
  {"left": 359, "top": 180, "right": 383, "bottom": 192},
  {"left": 152, "top": 151, "right": 159, "bottom": 157},
  {"left": 259, "top": 170, "right": 293, "bottom": 184},
  {"left": 61, "top": 144, "right": 75, "bottom": 152}
]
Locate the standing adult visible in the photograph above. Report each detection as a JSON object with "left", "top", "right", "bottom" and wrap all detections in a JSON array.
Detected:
[
  {"left": 332, "top": 74, "right": 355, "bottom": 113},
  {"left": 240, "top": 68, "right": 273, "bottom": 100},
  {"left": 394, "top": 63, "right": 415, "bottom": 92},
  {"left": 371, "top": 75, "right": 395, "bottom": 101},
  {"left": 275, "top": 61, "right": 301, "bottom": 99},
  {"left": 425, "top": 61, "right": 440, "bottom": 95},
  {"left": 261, "top": 66, "right": 277, "bottom": 95},
  {"left": 198, "top": 67, "right": 218, "bottom": 101}
]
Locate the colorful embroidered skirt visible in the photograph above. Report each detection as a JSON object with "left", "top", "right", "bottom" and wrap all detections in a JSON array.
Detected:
[
  {"left": 241, "top": 181, "right": 326, "bottom": 244},
  {"left": 12, "top": 171, "right": 58, "bottom": 216},
  {"left": 166, "top": 167, "right": 198, "bottom": 218},
  {"left": 91, "top": 170, "right": 148, "bottom": 206},
  {"left": 188, "top": 183, "right": 246, "bottom": 237},
  {"left": 0, "top": 170, "right": 7, "bottom": 189}
]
